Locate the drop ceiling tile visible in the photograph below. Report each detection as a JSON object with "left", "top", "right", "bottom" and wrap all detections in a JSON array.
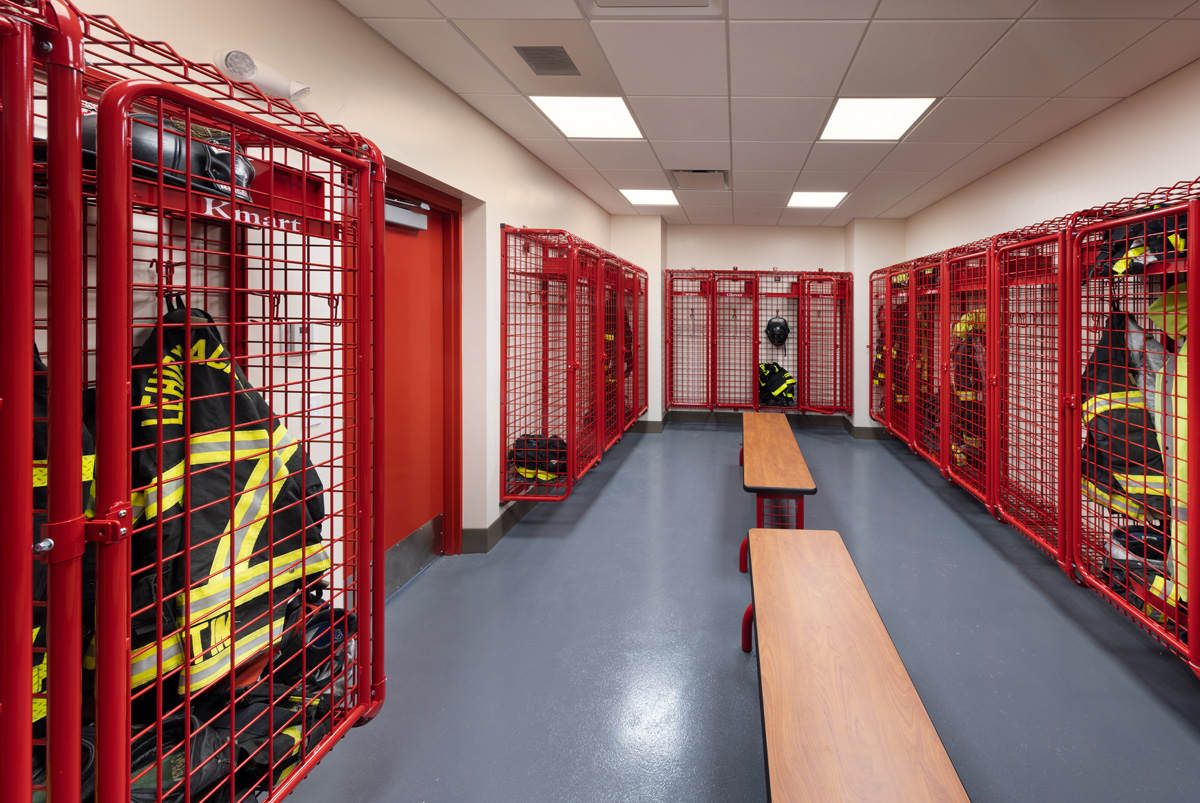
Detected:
[
  {"left": 571, "top": 139, "right": 662, "bottom": 170},
  {"left": 734, "top": 207, "right": 784, "bottom": 225},
  {"left": 1063, "top": 20, "right": 1200, "bottom": 98},
  {"left": 677, "top": 190, "right": 733, "bottom": 207},
  {"left": 729, "top": 22, "right": 868, "bottom": 96},
  {"left": 461, "top": 94, "right": 561, "bottom": 138},
  {"left": 777, "top": 208, "right": 834, "bottom": 226},
  {"left": 874, "top": 0, "right": 1035, "bottom": 18},
  {"left": 794, "top": 171, "right": 868, "bottom": 191},
  {"left": 340, "top": 0, "right": 439, "bottom": 18},
  {"left": 875, "top": 143, "right": 979, "bottom": 172},
  {"left": 994, "top": 97, "right": 1118, "bottom": 143},
  {"left": 906, "top": 98, "right": 1046, "bottom": 143},
  {"left": 366, "top": 19, "right": 516, "bottom": 94},
  {"left": 732, "top": 141, "right": 813, "bottom": 171},
  {"left": 731, "top": 171, "right": 800, "bottom": 192},
  {"left": 652, "top": 141, "right": 732, "bottom": 170},
  {"left": 733, "top": 191, "right": 791, "bottom": 208},
  {"left": 951, "top": 20, "right": 1159, "bottom": 97},
  {"left": 730, "top": 98, "right": 832, "bottom": 142},
  {"left": 728, "top": 0, "right": 877, "bottom": 19},
  {"left": 854, "top": 171, "right": 937, "bottom": 198},
  {"left": 429, "top": 0, "right": 582, "bottom": 18},
  {"left": 949, "top": 141, "right": 1038, "bottom": 173},
  {"left": 582, "top": 187, "right": 637, "bottom": 214},
  {"left": 553, "top": 167, "right": 614, "bottom": 191},
  {"left": 685, "top": 207, "right": 735, "bottom": 225},
  {"left": 916, "top": 172, "right": 985, "bottom": 195},
  {"left": 819, "top": 209, "right": 859, "bottom": 228},
  {"left": 881, "top": 191, "right": 944, "bottom": 218},
  {"left": 803, "top": 142, "right": 895, "bottom": 173},
  {"left": 455, "top": 19, "right": 623, "bottom": 95},
  {"left": 1181, "top": 2, "right": 1200, "bottom": 18},
  {"left": 598, "top": 168, "right": 672, "bottom": 189},
  {"left": 841, "top": 21, "right": 1011, "bottom": 97},
  {"left": 593, "top": 21, "right": 728, "bottom": 95},
  {"left": 518, "top": 138, "right": 592, "bottom": 169},
  {"left": 653, "top": 207, "right": 692, "bottom": 225},
  {"left": 628, "top": 97, "right": 730, "bottom": 141},
  {"left": 1026, "top": 0, "right": 1192, "bottom": 18}
]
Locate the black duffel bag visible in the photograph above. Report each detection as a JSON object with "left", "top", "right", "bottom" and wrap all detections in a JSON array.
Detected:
[{"left": 508, "top": 434, "right": 568, "bottom": 481}]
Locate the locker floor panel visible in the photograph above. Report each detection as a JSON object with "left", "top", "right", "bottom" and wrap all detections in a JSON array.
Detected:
[{"left": 291, "top": 424, "right": 1200, "bottom": 803}]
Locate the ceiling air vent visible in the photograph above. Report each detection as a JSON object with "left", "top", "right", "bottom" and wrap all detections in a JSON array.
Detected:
[
  {"left": 514, "top": 46, "right": 581, "bottom": 77},
  {"left": 671, "top": 170, "right": 727, "bottom": 190}
]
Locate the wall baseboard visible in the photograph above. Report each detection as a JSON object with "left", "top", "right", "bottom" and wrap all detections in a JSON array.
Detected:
[
  {"left": 384, "top": 516, "right": 441, "bottom": 595},
  {"left": 463, "top": 499, "right": 538, "bottom": 554},
  {"left": 631, "top": 419, "right": 664, "bottom": 433}
]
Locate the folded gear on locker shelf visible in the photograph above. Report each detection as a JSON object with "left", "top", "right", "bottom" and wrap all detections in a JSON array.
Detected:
[
  {"left": 508, "top": 434, "right": 568, "bottom": 481},
  {"left": 128, "top": 306, "right": 331, "bottom": 696},
  {"left": 1088, "top": 206, "right": 1188, "bottom": 282},
  {"left": 30, "top": 345, "right": 98, "bottom": 747},
  {"left": 758, "top": 362, "right": 795, "bottom": 406},
  {"left": 1080, "top": 312, "right": 1171, "bottom": 525},
  {"left": 80, "top": 113, "right": 256, "bottom": 202}
]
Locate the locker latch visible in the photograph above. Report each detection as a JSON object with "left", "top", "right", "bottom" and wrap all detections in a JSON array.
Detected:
[{"left": 85, "top": 505, "right": 133, "bottom": 545}]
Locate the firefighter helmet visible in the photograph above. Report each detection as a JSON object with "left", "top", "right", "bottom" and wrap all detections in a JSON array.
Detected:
[{"left": 765, "top": 316, "right": 790, "bottom": 347}]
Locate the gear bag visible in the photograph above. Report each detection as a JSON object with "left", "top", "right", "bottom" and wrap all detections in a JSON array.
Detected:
[
  {"left": 758, "top": 362, "right": 796, "bottom": 406},
  {"left": 1090, "top": 206, "right": 1188, "bottom": 281},
  {"left": 508, "top": 434, "right": 568, "bottom": 481}
]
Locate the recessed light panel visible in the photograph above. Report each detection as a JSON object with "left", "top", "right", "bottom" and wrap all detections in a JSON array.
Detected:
[
  {"left": 620, "top": 189, "right": 679, "bottom": 205},
  {"left": 788, "top": 191, "right": 846, "bottom": 208},
  {"left": 530, "top": 96, "right": 642, "bottom": 139},
  {"left": 820, "top": 98, "right": 935, "bottom": 141}
]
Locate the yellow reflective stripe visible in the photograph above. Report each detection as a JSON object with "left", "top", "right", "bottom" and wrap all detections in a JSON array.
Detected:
[
  {"left": 31, "top": 454, "right": 96, "bottom": 489},
  {"left": 32, "top": 626, "right": 47, "bottom": 724},
  {"left": 1113, "top": 245, "right": 1148, "bottom": 275},
  {"left": 957, "top": 391, "right": 982, "bottom": 401},
  {"left": 131, "top": 632, "right": 187, "bottom": 689},
  {"left": 964, "top": 436, "right": 983, "bottom": 448},
  {"left": 517, "top": 467, "right": 556, "bottom": 481},
  {"left": 605, "top": 334, "right": 615, "bottom": 341},
  {"left": 1168, "top": 234, "right": 1186, "bottom": 252},
  {"left": 1082, "top": 477, "right": 1148, "bottom": 522},
  {"left": 953, "top": 308, "right": 985, "bottom": 339},
  {"left": 1112, "top": 473, "right": 1169, "bottom": 494},
  {"left": 187, "top": 541, "right": 331, "bottom": 624},
  {"left": 1081, "top": 391, "right": 1144, "bottom": 427},
  {"left": 180, "top": 610, "right": 290, "bottom": 693}
]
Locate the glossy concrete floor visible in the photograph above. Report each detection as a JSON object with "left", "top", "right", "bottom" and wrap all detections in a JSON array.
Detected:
[{"left": 291, "top": 423, "right": 1200, "bottom": 803}]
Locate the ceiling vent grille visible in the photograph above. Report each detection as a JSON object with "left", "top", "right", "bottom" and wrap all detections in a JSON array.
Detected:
[
  {"left": 514, "top": 46, "right": 581, "bottom": 77},
  {"left": 671, "top": 170, "right": 728, "bottom": 190}
]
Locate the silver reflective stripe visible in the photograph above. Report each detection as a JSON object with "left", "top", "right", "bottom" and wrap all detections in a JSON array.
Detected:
[{"left": 131, "top": 635, "right": 185, "bottom": 684}]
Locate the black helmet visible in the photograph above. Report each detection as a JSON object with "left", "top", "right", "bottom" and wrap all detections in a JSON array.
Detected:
[{"left": 765, "top": 316, "right": 790, "bottom": 347}]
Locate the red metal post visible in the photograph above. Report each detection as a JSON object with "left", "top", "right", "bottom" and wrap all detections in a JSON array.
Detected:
[
  {"left": 44, "top": 4, "right": 87, "bottom": 800},
  {"left": 1188, "top": 199, "right": 1199, "bottom": 680},
  {"left": 366, "top": 143, "right": 387, "bottom": 719},
  {"left": 939, "top": 256, "right": 952, "bottom": 478},
  {"left": 0, "top": 15, "right": 35, "bottom": 803},
  {"left": 985, "top": 240, "right": 1001, "bottom": 514}
]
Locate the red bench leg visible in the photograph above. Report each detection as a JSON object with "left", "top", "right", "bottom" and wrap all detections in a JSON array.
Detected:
[
  {"left": 742, "top": 603, "right": 755, "bottom": 652},
  {"left": 797, "top": 497, "right": 804, "bottom": 529},
  {"left": 738, "top": 445, "right": 743, "bottom": 466},
  {"left": 739, "top": 535, "right": 749, "bottom": 573}
]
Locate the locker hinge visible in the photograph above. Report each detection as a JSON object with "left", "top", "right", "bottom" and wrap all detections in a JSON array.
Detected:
[{"left": 85, "top": 504, "right": 133, "bottom": 545}]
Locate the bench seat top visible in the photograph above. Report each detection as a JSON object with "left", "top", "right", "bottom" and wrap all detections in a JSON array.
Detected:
[
  {"left": 750, "top": 528, "right": 969, "bottom": 803},
  {"left": 742, "top": 412, "right": 816, "bottom": 495}
]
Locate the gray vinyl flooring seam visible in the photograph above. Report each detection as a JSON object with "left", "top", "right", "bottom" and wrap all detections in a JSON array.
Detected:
[{"left": 290, "top": 424, "right": 1200, "bottom": 803}]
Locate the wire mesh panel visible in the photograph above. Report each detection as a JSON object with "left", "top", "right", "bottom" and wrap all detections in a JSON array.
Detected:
[
  {"left": 798, "top": 272, "right": 852, "bottom": 415},
  {"left": 997, "top": 233, "right": 1065, "bottom": 560},
  {"left": 501, "top": 230, "right": 570, "bottom": 500},
  {"left": 911, "top": 259, "right": 944, "bottom": 465},
  {"left": 575, "top": 247, "right": 602, "bottom": 479},
  {"left": 637, "top": 272, "right": 648, "bottom": 415},
  {"left": 870, "top": 269, "right": 889, "bottom": 424},
  {"left": 602, "top": 258, "right": 625, "bottom": 451},
  {"left": 757, "top": 271, "right": 799, "bottom": 411},
  {"left": 1074, "top": 201, "right": 1193, "bottom": 655},
  {"left": 666, "top": 271, "right": 712, "bottom": 408},
  {"left": 887, "top": 269, "right": 913, "bottom": 444},
  {"left": 947, "top": 249, "right": 988, "bottom": 503},
  {"left": 714, "top": 273, "right": 758, "bottom": 408},
  {"left": 623, "top": 265, "right": 638, "bottom": 431}
]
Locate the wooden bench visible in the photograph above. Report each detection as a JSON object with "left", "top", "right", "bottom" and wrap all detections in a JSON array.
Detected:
[
  {"left": 745, "top": 528, "right": 970, "bottom": 802},
  {"left": 740, "top": 411, "right": 816, "bottom": 572}
]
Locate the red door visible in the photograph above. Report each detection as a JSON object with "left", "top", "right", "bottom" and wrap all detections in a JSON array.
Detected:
[{"left": 381, "top": 213, "right": 444, "bottom": 549}]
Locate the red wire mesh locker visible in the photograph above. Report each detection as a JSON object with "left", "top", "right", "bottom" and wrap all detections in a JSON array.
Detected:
[
  {"left": 636, "top": 271, "right": 648, "bottom": 416},
  {"left": 1071, "top": 193, "right": 1197, "bottom": 661},
  {"left": 886, "top": 268, "right": 913, "bottom": 444},
  {"left": 909, "top": 258, "right": 944, "bottom": 466},
  {"left": 2, "top": 3, "right": 386, "bottom": 801},
  {"left": 994, "top": 222, "right": 1072, "bottom": 572},
  {"left": 665, "top": 271, "right": 712, "bottom": 409},
  {"left": 500, "top": 228, "right": 571, "bottom": 500},
  {"left": 756, "top": 271, "right": 798, "bottom": 411},
  {"left": 714, "top": 272, "right": 758, "bottom": 408},
  {"left": 622, "top": 264, "right": 639, "bottom": 430},
  {"left": 602, "top": 257, "right": 624, "bottom": 450},
  {"left": 869, "top": 268, "right": 889, "bottom": 425},
  {"left": 575, "top": 244, "right": 603, "bottom": 477},
  {"left": 797, "top": 272, "right": 853, "bottom": 415},
  {"left": 946, "top": 245, "right": 989, "bottom": 504}
]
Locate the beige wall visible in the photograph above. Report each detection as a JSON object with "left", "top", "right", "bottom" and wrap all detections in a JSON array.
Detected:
[
  {"left": 666, "top": 225, "right": 844, "bottom": 272},
  {"left": 75, "top": 0, "right": 614, "bottom": 532},
  {"left": 844, "top": 220, "right": 906, "bottom": 429},
  {"left": 610, "top": 216, "right": 668, "bottom": 421}
]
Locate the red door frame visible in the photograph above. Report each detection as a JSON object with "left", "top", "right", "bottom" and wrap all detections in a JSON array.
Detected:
[{"left": 384, "top": 170, "right": 463, "bottom": 555}]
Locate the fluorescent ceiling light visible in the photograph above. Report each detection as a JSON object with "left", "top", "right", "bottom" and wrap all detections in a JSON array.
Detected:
[
  {"left": 820, "top": 98, "right": 934, "bottom": 141},
  {"left": 530, "top": 96, "right": 642, "bottom": 139},
  {"left": 620, "top": 189, "right": 678, "bottom": 205},
  {"left": 788, "top": 191, "right": 846, "bottom": 208}
]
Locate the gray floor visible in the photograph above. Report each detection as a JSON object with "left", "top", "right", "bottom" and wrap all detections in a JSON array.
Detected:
[{"left": 291, "top": 424, "right": 1200, "bottom": 803}]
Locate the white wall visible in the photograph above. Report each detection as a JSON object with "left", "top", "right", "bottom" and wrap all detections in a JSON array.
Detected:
[
  {"left": 76, "top": 0, "right": 614, "bottom": 533},
  {"left": 907, "top": 57, "right": 1200, "bottom": 257},
  {"left": 844, "top": 220, "right": 905, "bottom": 429},
  {"left": 666, "top": 225, "right": 844, "bottom": 272},
  {"left": 610, "top": 216, "right": 667, "bottom": 420}
]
